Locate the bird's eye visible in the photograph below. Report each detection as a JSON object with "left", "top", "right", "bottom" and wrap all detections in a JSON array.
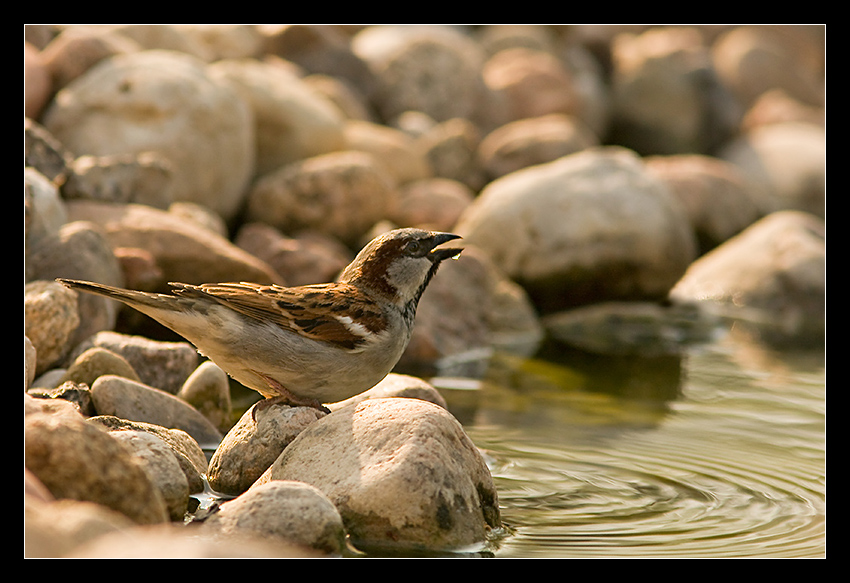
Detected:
[{"left": 406, "top": 240, "right": 422, "bottom": 255}]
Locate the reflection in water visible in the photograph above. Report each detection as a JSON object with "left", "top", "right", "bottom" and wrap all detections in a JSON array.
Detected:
[{"left": 435, "top": 336, "right": 826, "bottom": 558}]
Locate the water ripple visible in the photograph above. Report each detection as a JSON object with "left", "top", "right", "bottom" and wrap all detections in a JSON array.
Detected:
[{"left": 456, "top": 343, "right": 825, "bottom": 558}]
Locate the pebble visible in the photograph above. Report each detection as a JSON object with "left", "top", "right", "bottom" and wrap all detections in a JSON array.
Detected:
[
  {"left": 203, "top": 480, "right": 347, "bottom": 555},
  {"left": 177, "top": 360, "right": 233, "bottom": 434}
]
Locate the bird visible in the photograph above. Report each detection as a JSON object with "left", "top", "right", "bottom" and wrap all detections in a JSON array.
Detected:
[{"left": 57, "top": 228, "right": 463, "bottom": 413}]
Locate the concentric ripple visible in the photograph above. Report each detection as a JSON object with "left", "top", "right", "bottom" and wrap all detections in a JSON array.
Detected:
[{"left": 449, "top": 343, "right": 825, "bottom": 558}]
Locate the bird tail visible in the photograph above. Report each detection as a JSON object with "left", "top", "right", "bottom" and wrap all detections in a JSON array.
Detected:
[{"left": 55, "top": 278, "right": 174, "bottom": 311}]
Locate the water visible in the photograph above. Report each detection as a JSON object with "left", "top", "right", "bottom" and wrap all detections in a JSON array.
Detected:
[{"left": 434, "top": 333, "right": 826, "bottom": 558}]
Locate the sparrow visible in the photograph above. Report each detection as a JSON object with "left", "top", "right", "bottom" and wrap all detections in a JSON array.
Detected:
[{"left": 57, "top": 228, "right": 462, "bottom": 413}]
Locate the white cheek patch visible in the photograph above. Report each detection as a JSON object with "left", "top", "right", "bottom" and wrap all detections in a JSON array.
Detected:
[{"left": 386, "top": 257, "right": 432, "bottom": 301}]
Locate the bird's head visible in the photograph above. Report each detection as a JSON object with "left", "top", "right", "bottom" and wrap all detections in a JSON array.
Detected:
[{"left": 339, "top": 228, "right": 463, "bottom": 307}]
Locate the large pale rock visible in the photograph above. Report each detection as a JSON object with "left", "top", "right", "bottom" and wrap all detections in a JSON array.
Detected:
[
  {"left": 257, "top": 398, "right": 500, "bottom": 552},
  {"left": 671, "top": 210, "right": 825, "bottom": 346},
  {"left": 41, "top": 49, "right": 255, "bottom": 221},
  {"left": 455, "top": 147, "right": 698, "bottom": 312}
]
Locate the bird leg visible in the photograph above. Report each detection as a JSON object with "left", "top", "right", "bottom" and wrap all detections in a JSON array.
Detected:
[{"left": 252, "top": 372, "right": 331, "bottom": 420}]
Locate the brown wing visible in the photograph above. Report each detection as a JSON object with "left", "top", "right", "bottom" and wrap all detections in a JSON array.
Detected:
[{"left": 170, "top": 282, "right": 387, "bottom": 351}]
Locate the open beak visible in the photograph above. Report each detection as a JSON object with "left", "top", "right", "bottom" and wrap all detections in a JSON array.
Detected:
[{"left": 428, "top": 232, "right": 463, "bottom": 262}]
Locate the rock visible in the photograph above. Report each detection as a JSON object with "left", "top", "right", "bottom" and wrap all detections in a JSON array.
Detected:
[
  {"left": 110, "top": 430, "right": 190, "bottom": 521},
  {"left": 207, "top": 401, "right": 325, "bottom": 496},
  {"left": 205, "top": 480, "right": 346, "bottom": 554},
  {"left": 177, "top": 361, "right": 233, "bottom": 435},
  {"left": 399, "top": 244, "right": 543, "bottom": 373},
  {"left": 38, "top": 26, "right": 141, "bottom": 90},
  {"left": 478, "top": 113, "right": 598, "bottom": 180},
  {"left": 261, "top": 24, "right": 376, "bottom": 93},
  {"left": 245, "top": 150, "right": 397, "bottom": 246},
  {"left": 257, "top": 398, "right": 500, "bottom": 552},
  {"left": 454, "top": 147, "right": 698, "bottom": 313},
  {"left": 89, "top": 415, "right": 208, "bottom": 494},
  {"left": 167, "top": 201, "right": 229, "bottom": 238},
  {"left": 207, "top": 57, "right": 346, "bottom": 175},
  {"left": 60, "top": 346, "right": 140, "bottom": 387},
  {"left": 342, "top": 119, "right": 432, "bottom": 185},
  {"left": 608, "top": 26, "right": 739, "bottom": 155},
  {"left": 25, "top": 496, "right": 137, "bottom": 558},
  {"left": 711, "top": 25, "right": 825, "bottom": 109},
  {"left": 174, "top": 24, "right": 265, "bottom": 61},
  {"left": 25, "top": 42, "right": 51, "bottom": 119},
  {"left": 25, "top": 391, "right": 82, "bottom": 419},
  {"left": 25, "top": 221, "right": 124, "bottom": 345},
  {"left": 24, "top": 280, "right": 80, "bottom": 376},
  {"left": 328, "top": 372, "right": 448, "bottom": 411},
  {"left": 718, "top": 121, "right": 825, "bottom": 219},
  {"left": 70, "top": 331, "right": 199, "bottom": 396},
  {"left": 644, "top": 154, "right": 763, "bottom": 252},
  {"left": 27, "top": 381, "right": 96, "bottom": 417},
  {"left": 741, "top": 88, "right": 825, "bottom": 131},
  {"left": 90, "top": 375, "right": 223, "bottom": 447},
  {"left": 234, "top": 223, "right": 353, "bottom": 287},
  {"left": 41, "top": 49, "right": 255, "bottom": 221},
  {"left": 24, "top": 411, "right": 169, "bottom": 525},
  {"left": 64, "top": 200, "right": 282, "bottom": 288},
  {"left": 388, "top": 178, "right": 474, "bottom": 232},
  {"left": 62, "top": 152, "right": 177, "bottom": 210},
  {"left": 24, "top": 119, "right": 72, "bottom": 184},
  {"left": 106, "top": 25, "right": 215, "bottom": 60},
  {"left": 303, "top": 73, "right": 374, "bottom": 122},
  {"left": 481, "top": 46, "right": 580, "bottom": 122},
  {"left": 543, "top": 300, "right": 721, "bottom": 355},
  {"left": 352, "top": 25, "right": 489, "bottom": 125},
  {"left": 670, "top": 210, "right": 825, "bottom": 346},
  {"left": 25, "top": 336, "right": 37, "bottom": 389},
  {"left": 24, "top": 166, "right": 67, "bottom": 252},
  {"left": 67, "top": 523, "right": 316, "bottom": 558},
  {"left": 416, "top": 117, "right": 488, "bottom": 192}
]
